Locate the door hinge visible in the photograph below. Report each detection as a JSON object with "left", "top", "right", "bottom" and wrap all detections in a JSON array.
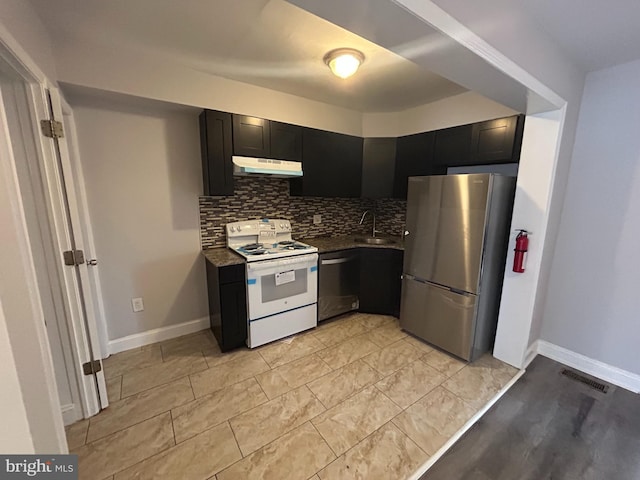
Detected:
[
  {"left": 63, "top": 249, "right": 85, "bottom": 266},
  {"left": 40, "top": 119, "right": 64, "bottom": 138},
  {"left": 82, "top": 360, "right": 102, "bottom": 376}
]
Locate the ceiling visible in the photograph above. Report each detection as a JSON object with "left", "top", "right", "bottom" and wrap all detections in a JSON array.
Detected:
[
  {"left": 508, "top": 0, "right": 640, "bottom": 72},
  {"left": 27, "top": 0, "right": 467, "bottom": 113},
  {"left": 27, "top": 0, "right": 640, "bottom": 113}
]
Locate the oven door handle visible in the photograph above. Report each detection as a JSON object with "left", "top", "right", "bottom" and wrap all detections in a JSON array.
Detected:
[
  {"left": 321, "top": 257, "right": 356, "bottom": 265},
  {"left": 246, "top": 254, "right": 318, "bottom": 274}
]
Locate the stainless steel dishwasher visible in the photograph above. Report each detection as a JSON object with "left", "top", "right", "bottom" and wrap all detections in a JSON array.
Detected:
[{"left": 318, "top": 250, "right": 360, "bottom": 322}]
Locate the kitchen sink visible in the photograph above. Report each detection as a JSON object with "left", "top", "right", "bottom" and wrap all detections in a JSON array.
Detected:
[{"left": 354, "top": 237, "right": 397, "bottom": 245}]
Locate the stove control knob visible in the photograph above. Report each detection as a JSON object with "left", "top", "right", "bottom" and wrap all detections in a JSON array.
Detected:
[
  {"left": 237, "top": 226, "right": 242, "bottom": 231},
  {"left": 230, "top": 226, "right": 236, "bottom": 233}
]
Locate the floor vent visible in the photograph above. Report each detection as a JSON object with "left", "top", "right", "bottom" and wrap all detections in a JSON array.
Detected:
[{"left": 561, "top": 368, "right": 609, "bottom": 393}]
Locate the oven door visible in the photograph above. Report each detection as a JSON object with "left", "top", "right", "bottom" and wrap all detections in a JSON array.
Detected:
[{"left": 246, "top": 253, "right": 318, "bottom": 320}]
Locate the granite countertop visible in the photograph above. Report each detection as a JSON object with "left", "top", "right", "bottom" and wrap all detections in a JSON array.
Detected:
[
  {"left": 302, "top": 235, "right": 404, "bottom": 254},
  {"left": 203, "top": 235, "right": 404, "bottom": 266},
  {"left": 202, "top": 247, "right": 245, "bottom": 267}
]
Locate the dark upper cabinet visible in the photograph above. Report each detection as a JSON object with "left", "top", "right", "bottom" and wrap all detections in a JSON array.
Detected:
[
  {"left": 206, "top": 262, "right": 247, "bottom": 352},
  {"left": 393, "top": 131, "right": 443, "bottom": 199},
  {"left": 232, "top": 115, "right": 302, "bottom": 161},
  {"left": 270, "top": 121, "right": 303, "bottom": 161},
  {"left": 361, "top": 137, "right": 397, "bottom": 198},
  {"left": 232, "top": 115, "right": 271, "bottom": 157},
  {"left": 291, "top": 128, "right": 363, "bottom": 198},
  {"left": 200, "top": 109, "right": 234, "bottom": 196},
  {"left": 433, "top": 124, "right": 473, "bottom": 166},
  {"left": 359, "top": 249, "right": 403, "bottom": 316},
  {"left": 470, "top": 114, "right": 525, "bottom": 164},
  {"left": 201, "top": 110, "right": 524, "bottom": 199}
]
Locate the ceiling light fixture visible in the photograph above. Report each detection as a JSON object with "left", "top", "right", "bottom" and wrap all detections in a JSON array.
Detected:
[{"left": 324, "top": 48, "right": 365, "bottom": 79}]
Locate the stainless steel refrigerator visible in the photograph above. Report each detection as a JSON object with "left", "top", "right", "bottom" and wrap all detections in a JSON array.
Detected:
[{"left": 400, "top": 174, "right": 516, "bottom": 362}]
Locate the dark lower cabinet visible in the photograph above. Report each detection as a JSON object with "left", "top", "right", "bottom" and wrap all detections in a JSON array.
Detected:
[
  {"left": 359, "top": 249, "right": 404, "bottom": 317},
  {"left": 206, "top": 262, "right": 247, "bottom": 352},
  {"left": 200, "top": 110, "right": 233, "bottom": 196}
]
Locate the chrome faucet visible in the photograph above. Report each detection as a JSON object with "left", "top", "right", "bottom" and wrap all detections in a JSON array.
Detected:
[{"left": 359, "top": 210, "right": 378, "bottom": 237}]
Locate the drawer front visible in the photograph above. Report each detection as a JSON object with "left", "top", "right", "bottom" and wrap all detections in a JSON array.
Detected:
[{"left": 400, "top": 277, "right": 476, "bottom": 360}]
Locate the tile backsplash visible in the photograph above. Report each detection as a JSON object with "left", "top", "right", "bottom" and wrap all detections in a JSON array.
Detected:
[{"left": 199, "top": 177, "right": 406, "bottom": 249}]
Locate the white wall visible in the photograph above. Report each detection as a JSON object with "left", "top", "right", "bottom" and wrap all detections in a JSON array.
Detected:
[
  {"left": 429, "top": 0, "right": 585, "bottom": 102},
  {"left": 541, "top": 59, "right": 640, "bottom": 375},
  {"left": 493, "top": 110, "right": 561, "bottom": 365},
  {"left": 398, "top": 92, "right": 518, "bottom": 136},
  {"left": 0, "top": 0, "right": 57, "bottom": 81},
  {"left": 72, "top": 97, "right": 208, "bottom": 341},
  {"left": 53, "top": 37, "right": 516, "bottom": 139},
  {"left": 362, "top": 91, "right": 518, "bottom": 137},
  {"left": 54, "top": 42, "right": 364, "bottom": 137}
]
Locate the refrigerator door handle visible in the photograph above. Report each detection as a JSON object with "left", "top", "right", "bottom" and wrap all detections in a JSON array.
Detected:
[
  {"left": 423, "top": 281, "right": 452, "bottom": 292},
  {"left": 404, "top": 275, "right": 475, "bottom": 297},
  {"left": 405, "top": 275, "right": 447, "bottom": 290},
  {"left": 450, "top": 287, "right": 474, "bottom": 297}
]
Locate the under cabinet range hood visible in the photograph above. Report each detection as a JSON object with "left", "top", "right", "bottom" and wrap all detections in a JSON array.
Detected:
[{"left": 232, "top": 156, "right": 303, "bottom": 178}]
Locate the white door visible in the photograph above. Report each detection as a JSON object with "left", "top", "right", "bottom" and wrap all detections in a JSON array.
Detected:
[
  {"left": 0, "top": 78, "right": 84, "bottom": 425},
  {"left": 34, "top": 84, "right": 109, "bottom": 414},
  {"left": 59, "top": 95, "right": 110, "bottom": 360}
]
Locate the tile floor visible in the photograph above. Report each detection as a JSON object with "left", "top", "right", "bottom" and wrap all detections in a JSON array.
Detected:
[{"left": 65, "top": 313, "right": 518, "bottom": 480}]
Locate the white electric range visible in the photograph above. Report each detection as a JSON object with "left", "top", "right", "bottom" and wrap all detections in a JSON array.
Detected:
[{"left": 226, "top": 219, "right": 318, "bottom": 348}]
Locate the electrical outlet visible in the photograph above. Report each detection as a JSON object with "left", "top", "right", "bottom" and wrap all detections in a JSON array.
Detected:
[
  {"left": 131, "top": 297, "right": 144, "bottom": 313},
  {"left": 313, "top": 214, "right": 322, "bottom": 225}
]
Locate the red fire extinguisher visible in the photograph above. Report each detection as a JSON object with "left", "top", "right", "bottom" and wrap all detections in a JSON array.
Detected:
[{"left": 513, "top": 230, "right": 529, "bottom": 273}]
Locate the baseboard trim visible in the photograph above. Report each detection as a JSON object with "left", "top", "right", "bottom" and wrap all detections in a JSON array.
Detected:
[
  {"left": 107, "top": 317, "right": 210, "bottom": 355},
  {"left": 522, "top": 340, "right": 540, "bottom": 369},
  {"left": 408, "top": 368, "right": 526, "bottom": 480},
  {"left": 61, "top": 403, "right": 82, "bottom": 426},
  {"left": 537, "top": 340, "right": 640, "bottom": 394}
]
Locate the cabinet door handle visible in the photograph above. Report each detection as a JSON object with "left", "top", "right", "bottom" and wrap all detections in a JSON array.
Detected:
[{"left": 321, "top": 257, "right": 355, "bottom": 265}]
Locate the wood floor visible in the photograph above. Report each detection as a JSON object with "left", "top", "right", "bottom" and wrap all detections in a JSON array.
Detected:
[{"left": 422, "top": 355, "right": 640, "bottom": 480}]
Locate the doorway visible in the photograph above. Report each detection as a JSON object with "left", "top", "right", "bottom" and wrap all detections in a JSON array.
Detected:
[
  {"left": 0, "top": 40, "right": 108, "bottom": 438},
  {"left": 1, "top": 78, "right": 86, "bottom": 425}
]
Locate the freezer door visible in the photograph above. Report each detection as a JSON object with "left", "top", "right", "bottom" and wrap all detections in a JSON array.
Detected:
[
  {"left": 399, "top": 277, "right": 477, "bottom": 361},
  {"left": 404, "top": 174, "right": 489, "bottom": 294}
]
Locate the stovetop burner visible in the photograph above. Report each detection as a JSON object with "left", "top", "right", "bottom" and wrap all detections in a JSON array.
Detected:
[
  {"left": 226, "top": 219, "right": 318, "bottom": 262},
  {"left": 241, "top": 243, "right": 264, "bottom": 251},
  {"left": 281, "top": 243, "right": 309, "bottom": 250}
]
